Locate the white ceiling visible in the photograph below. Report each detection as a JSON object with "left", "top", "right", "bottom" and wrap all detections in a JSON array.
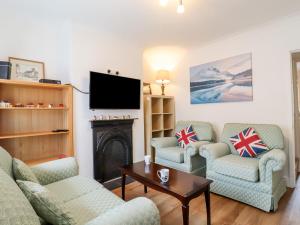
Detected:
[{"left": 2, "top": 0, "right": 300, "bottom": 47}]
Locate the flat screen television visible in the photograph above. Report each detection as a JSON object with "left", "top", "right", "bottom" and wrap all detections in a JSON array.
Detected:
[{"left": 89, "top": 71, "right": 141, "bottom": 109}]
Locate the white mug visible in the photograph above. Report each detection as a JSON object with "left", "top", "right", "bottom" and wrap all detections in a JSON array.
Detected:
[
  {"left": 144, "top": 155, "right": 151, "bottom": 165},
  {"left": 157, "top": 168, "right": 169, "bottom": 183}
]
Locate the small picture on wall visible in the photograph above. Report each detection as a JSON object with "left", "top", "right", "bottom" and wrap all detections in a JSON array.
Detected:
[
  {"left": 190, "top": 53, "right": 253, "bottom": 104},
  {"left": 9, "top": 57, "right": 45, "bottom": 82}
]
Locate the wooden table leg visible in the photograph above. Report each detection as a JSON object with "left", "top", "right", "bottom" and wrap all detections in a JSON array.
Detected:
[
  {"left": 122, "top": 173, "right": 126, "bottom": 200},
  {"left": 182, "top": 204, "right": 189, "bottom": 225},
  {"left": 144, "top": 185, "right": 148, "bottom": 193},
  {"left": 204, "top": 186, "right": 211, "bottom": 225}
]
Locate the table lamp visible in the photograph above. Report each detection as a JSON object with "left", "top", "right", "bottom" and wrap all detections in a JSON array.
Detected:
[{"left": 156, "top": 70, "right": 170, "bottom": 96}]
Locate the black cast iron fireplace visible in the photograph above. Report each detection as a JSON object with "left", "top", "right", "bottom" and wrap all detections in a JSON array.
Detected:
[{"left": 91, "top": 119, "right": 134, "bottom": 189}]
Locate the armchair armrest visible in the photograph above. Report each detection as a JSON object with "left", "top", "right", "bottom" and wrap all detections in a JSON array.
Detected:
[
  {"left": 31, "top": 157, "right": 79, "bottom": 185},
  {"left": 85, "top": 197, "right": 160, "bottom": 225},
  {"left": 200, "top": 143, "right": 230, "bottom": 169},
  {"left": 259, "top": 149, "right": 286, "bottom": 183},
  {"left": 151, "top": 137, "right": 178, "bottom": 149},
  {"left": 186, "top": 141, "right": 210, "bottom": 158}
]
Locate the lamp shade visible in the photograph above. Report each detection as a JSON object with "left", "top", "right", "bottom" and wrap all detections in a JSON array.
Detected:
[{"left": 156, "top": 70, "right": 170, "bottom": 84}]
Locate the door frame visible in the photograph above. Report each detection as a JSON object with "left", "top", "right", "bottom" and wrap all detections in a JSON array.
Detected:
[{"left": 290, "top": 51, "right": 300, "bottom": 187}]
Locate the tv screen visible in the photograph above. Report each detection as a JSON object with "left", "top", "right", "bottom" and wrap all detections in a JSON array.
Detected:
[{"left": 89, "top": 72, "right": 141, "bottom": 109}]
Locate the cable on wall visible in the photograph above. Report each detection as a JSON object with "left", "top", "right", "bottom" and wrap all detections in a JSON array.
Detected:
[
  {"left": 69, "top": 84, "right": 89, "bottom": 94},
  {"left": 68, "top": 69, "right": 120, "bottom": 94}
]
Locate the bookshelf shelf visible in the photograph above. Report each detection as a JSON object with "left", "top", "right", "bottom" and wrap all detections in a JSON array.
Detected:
[
  {"left": 0, "top": 107, "right": 68, "bottom": 110},
  {"left": 0, "top": 131, "right": 69, "bottom": 140}
]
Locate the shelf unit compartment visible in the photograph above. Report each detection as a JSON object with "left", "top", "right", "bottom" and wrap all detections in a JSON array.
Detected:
[
  {"left": 152, "top": 114, "right": 163, "bottom": 131},
  {"left": 163, "top": 98, "right": 174, "bottom": 114},
  {"left": 151, "top": 98, "right": 163, "bottom": 114},
  {"left": 0, "top": 134, "right": 72, "bottom": 163},
  {"left": 164, "top": 130, "right": 174, "bottom": 137},
  {"left": 152, "top": 130, "right": 163, "bottom": 138},
  {"left": 163, "top": 114, "right": 175, "bottom": 130},
  {"left": 0, "top": 110, "right": 67, "bottom": 135},
  {"left": 0, "top": 85, "right": 68, "bottom": 107}
]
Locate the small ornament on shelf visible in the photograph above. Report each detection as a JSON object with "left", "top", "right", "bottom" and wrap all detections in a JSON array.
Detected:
[
  {"left": 37, "top": 103, "right": 44, "bottom": 108},
  {"left": 14, "top": 103, "right": 24, "bottom": 108},
  {"left": 0, "top": 100, "right": 12, "bottom": 108},
  {"left": 48, "top": 104, "right": 54, "bottom": 108},
  {"left": 26, "top": 103, "right": 35, "bottom": 108}
]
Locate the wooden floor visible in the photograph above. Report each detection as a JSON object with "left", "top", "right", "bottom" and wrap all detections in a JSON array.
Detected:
[{"left": 113, "top": 177, "right": 300, "bottom": 225}]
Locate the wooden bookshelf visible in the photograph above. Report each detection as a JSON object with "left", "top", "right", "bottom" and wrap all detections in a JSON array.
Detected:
[
  {"left": 144, "top": 95, "right": 175, "bottom": 161},
  {"left": 0, "top": 79, "right": 74, "bottom": 165}
]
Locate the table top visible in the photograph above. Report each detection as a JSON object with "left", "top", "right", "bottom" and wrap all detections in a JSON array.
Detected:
[{"left": 121, "top": 161, "right": 212, "bottom": 201}]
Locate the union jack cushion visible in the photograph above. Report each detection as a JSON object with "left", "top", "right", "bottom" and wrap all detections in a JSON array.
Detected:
[
  {"left": 175, "top": 125, "right": 199, "bottom": 148},
  {"left": 229, "top": 127, "right": 269, "bottom": 157}
]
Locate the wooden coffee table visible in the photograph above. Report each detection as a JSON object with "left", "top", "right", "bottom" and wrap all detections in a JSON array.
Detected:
[{"left": 120, "top": 161, "right": 213, "bottom": 225}]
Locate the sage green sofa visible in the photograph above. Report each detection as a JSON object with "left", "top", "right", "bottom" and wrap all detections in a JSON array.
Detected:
[
  {"left": 200, "top": 123, "right": 287, "bottom": 212},
  {"left": 0, "top": 146, "right": 160, "bottom": 225},
  {"left": 151, "top": 121, "right": 214, "bottom": 177}
]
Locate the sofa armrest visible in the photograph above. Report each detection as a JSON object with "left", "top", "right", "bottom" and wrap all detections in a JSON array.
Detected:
[
  {"left": 259, "top": 149, "right": 286, "bottom": 183},
  {"left": 31, "top": 157, "right": 79, "bottom": 185},
  {"left": 200, "top": 143, "right": 230, "bottom": 169},
  {"left": 85, "top": 197, "right": 160, "bottom": 225},
  {"left": 185, "top": 141, "right": 210, "bottom": 158},
  {"left": 151, "top": 137, "right": 178, "bottom": 149}
]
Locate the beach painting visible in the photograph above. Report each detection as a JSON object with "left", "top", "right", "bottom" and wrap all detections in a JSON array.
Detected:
[{"left": 190, "top": 53, "right": 253, "bottom": 104}]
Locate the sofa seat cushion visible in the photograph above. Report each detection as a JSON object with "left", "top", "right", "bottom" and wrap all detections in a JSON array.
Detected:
[
  {"left": 64, "top": 187, "right": 124, "bottom": 225},
  {"left": 0, "top": 169, "right": 41, "bottom": 225},
  {"left": 213, "top": 154, "right": 259, "bottom": 182},
  {"left": 45, "top": 176, "right": 102, "bottom": 203},
  {"left": 156, "top": 147, "right": 185, "bottom": 163}
]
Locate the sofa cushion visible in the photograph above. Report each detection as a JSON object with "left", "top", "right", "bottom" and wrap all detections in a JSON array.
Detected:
[
  {"left": 0, "top": 169, "right": 41, "bottom": 225},
  {"left": 17, "top": 180, "right": 76, "bottom": 225},
  {"left": 175, "top": 125, "right": 199, "bottom": 148},
  {"left": 0, "top": 146, "right": 13, "bottom": 178},
  {"left": 213, "top": 154, "right": 259, "bottom": 182},
  {"left": 229, "top": 127, "right": 269, "bottom": 158},
  {"left": 64, "top": 187, "right": 124, "bottom": 225},
  {"left": 156, "top": 147, "right": 185, "bottom": 163},
  {"left": 13, "top": 158, "right": 40, "bottom": 183},
  {"left": 45, "top": 176, "right": 102, "bottom": 203}
]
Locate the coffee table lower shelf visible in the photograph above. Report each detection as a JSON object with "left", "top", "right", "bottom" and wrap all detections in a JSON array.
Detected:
[{"left": 120, "top": 162, "right": 212, "bottom": 225}]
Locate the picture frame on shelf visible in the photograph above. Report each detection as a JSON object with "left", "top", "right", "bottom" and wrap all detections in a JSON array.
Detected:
[
  {"left": 9, "top": 57, "right": 45, "bottom": 82},
  {"left": 143, "top": 82, "right": 152, "bottom": 95}
]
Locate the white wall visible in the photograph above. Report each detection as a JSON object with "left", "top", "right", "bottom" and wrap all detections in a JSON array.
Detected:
[
  {"left": 71, "top": 23, "right": 144, "bottom": 177},
  {"left": 0, "top": 11, "right": 71, "bottom": 83},
  {"left": 0, "top": 10, "right": 145, "bottom": 178},
  {"left": 144, "top": 14, "right": 300, "bottom": 187}
]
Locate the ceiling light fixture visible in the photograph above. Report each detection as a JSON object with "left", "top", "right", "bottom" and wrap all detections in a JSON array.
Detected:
[
  {"left": 160, "top": 0, "right": 169, "bottom": 7},
  {"left": 177, "top": 0, "right": 185, "bottom": 14}
]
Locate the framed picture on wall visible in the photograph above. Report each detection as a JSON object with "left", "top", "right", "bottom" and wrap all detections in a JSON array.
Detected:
[
  {"left": 190, "top": 53, "right": 253, "bottom": 104},
  {"left": 9, "top": 57, "right": 45, "bottom": 82}
]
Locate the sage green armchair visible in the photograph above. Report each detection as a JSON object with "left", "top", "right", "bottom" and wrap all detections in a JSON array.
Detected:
[
  {"left": 151, "top": 121, "right": 214, "bottom": 176},
  {"left": 200, "top": 123, "right": 287, "bottom": 212}
]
